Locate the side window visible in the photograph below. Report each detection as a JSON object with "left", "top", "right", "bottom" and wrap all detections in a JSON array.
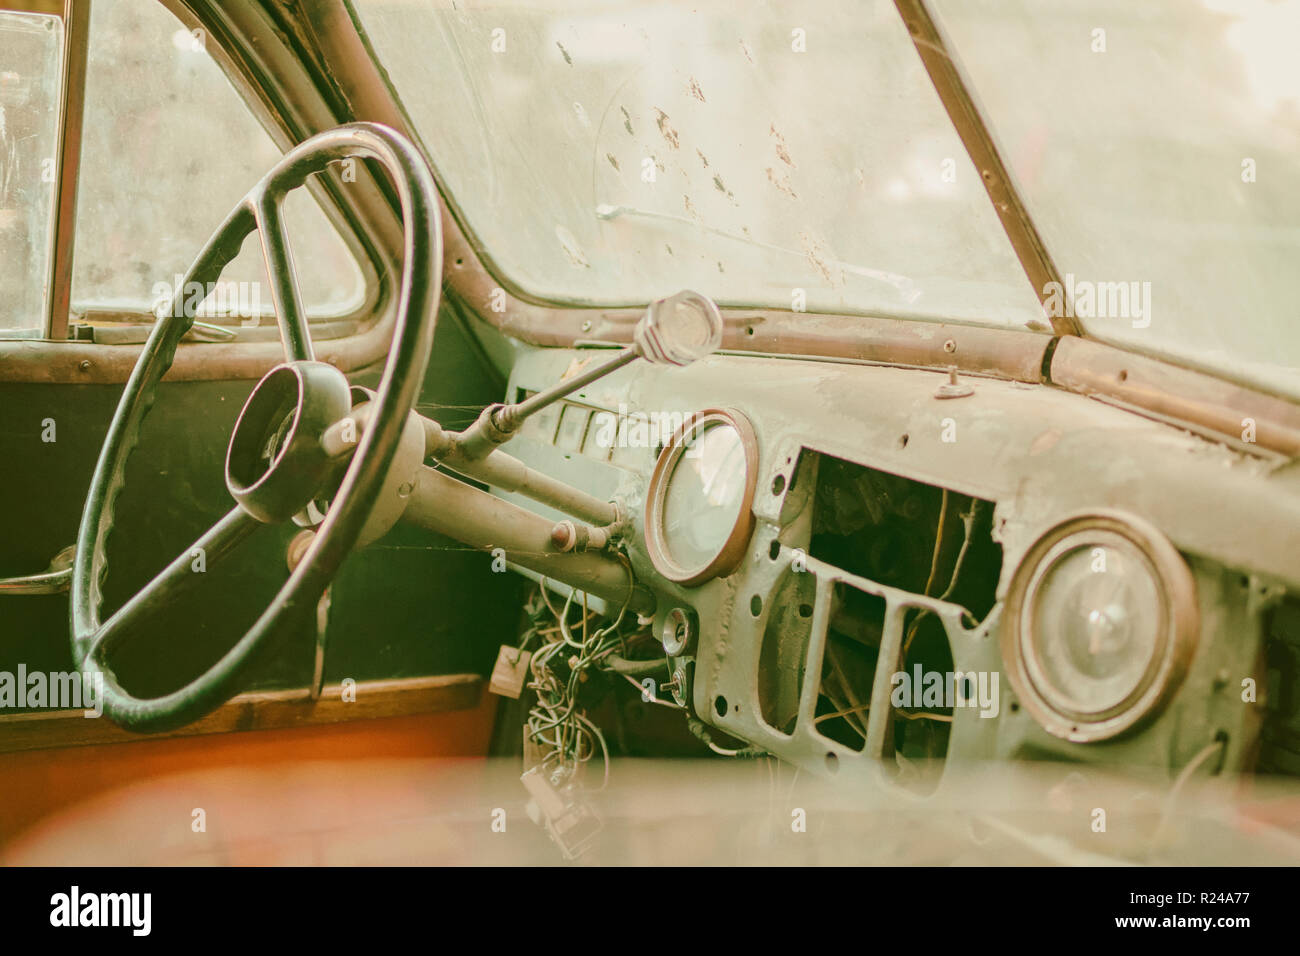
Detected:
[
  {"left": 70, "top": 0, "right": 365, "bottom": 325},
  {"left": 0, "top": 9, "right": 63, "bottom": 336}
]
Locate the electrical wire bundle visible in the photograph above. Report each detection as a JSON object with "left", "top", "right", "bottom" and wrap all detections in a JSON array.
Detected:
[{"left": 519, "top": 584, "right": 639, "bottom": 789}]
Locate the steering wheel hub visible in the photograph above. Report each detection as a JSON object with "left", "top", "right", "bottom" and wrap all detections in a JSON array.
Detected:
[{"left": 225, "top": 361, "right": 351, "bottom": 523}]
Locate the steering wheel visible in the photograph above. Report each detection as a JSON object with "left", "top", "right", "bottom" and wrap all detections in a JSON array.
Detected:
[{"left": 70, "top": 122, "right": 442, "bottom": 733}]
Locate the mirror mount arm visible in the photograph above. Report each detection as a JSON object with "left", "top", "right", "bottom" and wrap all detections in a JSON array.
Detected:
[
  {"left": 455, "top": 349, "right": 638, "bottom": 460},
  {"left": 456, "top": 289, "right": 723, "bottom": 461}
]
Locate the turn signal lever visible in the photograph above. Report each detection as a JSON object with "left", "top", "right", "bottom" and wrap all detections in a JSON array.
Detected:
[{"left": 455, "top": 289, "right": 723, "bottom": 460}]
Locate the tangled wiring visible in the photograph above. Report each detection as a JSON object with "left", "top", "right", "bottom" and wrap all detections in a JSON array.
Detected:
[{"left": 519, "top": 583, "right": 642, "bottom": 789}]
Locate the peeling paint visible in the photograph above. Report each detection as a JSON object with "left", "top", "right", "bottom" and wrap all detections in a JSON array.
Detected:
[
  {"left": 620, "top": 106, "right": 634, "bottom": 136},
  {"left": 765, "top": 166, "right": 797, "bottom": 200},
  {"left": 770, "top": 123, "right": 795, "bottom": 168},
  {"left": 686, "top": 76, "right": 706, "bottom": 102},
  {"left": 555, "top": 225, "right": 590, "bottom": 268},
  {"left": 697, "top": 148, "right": 710, "bottom": 168},
  {"left": 605, "top": 153, "right": 620, "bottom": 171},
  {"left": 556, "top": 41, "right": 572, "bottom": 65},
  {"left": 654, "top": 108, "right": 680, "bottom": 149},
  {"left": 798, "top": 231, "right": 839, "bottom": 287}
]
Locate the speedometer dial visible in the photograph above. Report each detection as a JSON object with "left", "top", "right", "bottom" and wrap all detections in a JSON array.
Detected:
[{"left": 645, "top": 408, "right": 758, "bottom": 586}]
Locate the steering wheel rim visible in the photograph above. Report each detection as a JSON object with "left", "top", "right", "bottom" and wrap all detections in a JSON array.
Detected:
[{"left": 70, "top": 122, "right": 442, "bottom": 733}]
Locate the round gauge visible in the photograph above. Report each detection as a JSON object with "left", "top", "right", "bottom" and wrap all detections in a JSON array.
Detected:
[
  {"left": 1001, "top": 511, "right": 1198, "bottom": 743},
  {"left": 644, "top": 408, "right": 758, "bottom": 586}
]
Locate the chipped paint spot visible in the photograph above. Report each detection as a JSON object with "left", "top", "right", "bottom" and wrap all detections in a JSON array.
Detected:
[
  {"left": 665, "top": 244, "right": 673, "bottom": 256},
  {"left": 556, "top": 41, "right": 572, "bottom": 65},
  {"left": 686, "top": 77, "right": 706, "bottom": 102},
  {"left": 765, "top": 166, "right": 797, "bottom": 200},
  {"left": 555, "top": 225, "right": 590, "bottom": 268},
  {"left": 561, "top": 356, "right": 595, "bottom": 380},
  {"left": 684, "top": 195, "right": 699, "bottom": 219},
  {"left": 798, "top": 231, "right": 840, "bottom": 287},
  {"left": 1029, "top": 429, "right": 1063, "bottom": 456},
  {"left": 712, "top": 173, "right": 727, "bottom": 193},
  {"left": 697, "top": 148, "right": 709, "bottom": 168},
  {"left": 620, "top": 106, "right": 634, "bottom": 136},
  {"left": 654, "top": 108, "right": 680, "bottom": 149},
  {"left": 770, "top": 123, "right": 795, "bottom": 167},
  {"left": 605, "top": 153, "right": 620, "bottom": 171}
]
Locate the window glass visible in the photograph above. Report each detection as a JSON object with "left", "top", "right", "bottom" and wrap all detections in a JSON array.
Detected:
[
  {"left": 932, "top": 0, "right": 1300, "bottom": 398},
  {"left": 354, "top": 0, "right": 1045, "bottom": 328},
  {"left": 0, "top": 10, "right": 63, "bottom": 335},
  {"left": 71, "top": 0, "right": 365, "bottom": 322}
]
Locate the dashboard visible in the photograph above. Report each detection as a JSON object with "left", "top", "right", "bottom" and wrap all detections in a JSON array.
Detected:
[{"left": 493, "top": 345, "right": 1300, "bottom": 791}]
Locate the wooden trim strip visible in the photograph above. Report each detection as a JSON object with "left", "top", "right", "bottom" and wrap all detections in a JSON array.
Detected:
[{"left": 0, "top": 674, "right": 483, "bottom": 754}]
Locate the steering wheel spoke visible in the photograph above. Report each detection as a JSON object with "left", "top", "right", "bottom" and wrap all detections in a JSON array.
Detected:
[
  {"left": 252, "top": 196, "right": 314, "bottom": 363},
  {"left": 85, "top": 506, "right": 262, "bottom": 664}
]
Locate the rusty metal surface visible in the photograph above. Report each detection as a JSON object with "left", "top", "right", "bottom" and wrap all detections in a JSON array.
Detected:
[
  {"left": 1051, "top": 336, "right": 1300, "bottom": 457},
  {"left": 0, "top": 320, "right": 396, "bottom": 383}
]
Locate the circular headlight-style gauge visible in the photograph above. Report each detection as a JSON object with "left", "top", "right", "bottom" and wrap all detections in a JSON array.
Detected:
[
  {"left": 644, "top": 408, "right": 758, "bottom": 587},
  {"left": 1001, "top": 511, "right": 1199, "bottom": 743}
]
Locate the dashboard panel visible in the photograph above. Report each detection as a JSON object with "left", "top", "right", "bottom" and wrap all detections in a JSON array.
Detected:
[{"left": 492, "top": 345, "right": 1300, "bottom": 792}]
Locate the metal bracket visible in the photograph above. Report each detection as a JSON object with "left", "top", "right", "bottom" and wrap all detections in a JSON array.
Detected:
[{"left": 0, "top": 545, "right": 75, "bottom": 596}]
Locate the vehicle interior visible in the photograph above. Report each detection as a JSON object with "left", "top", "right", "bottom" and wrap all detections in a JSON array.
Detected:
[{"left": 2, "top": 0, "right": 1300, "bottom": 865}]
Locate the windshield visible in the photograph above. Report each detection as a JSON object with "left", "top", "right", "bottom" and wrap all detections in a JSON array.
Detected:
[
  {"left": 932, "top": 0, "right": 1300, "bottom": 399},
  {"left": 354, "top": 0, "right": 1045, "bottom": 328}
]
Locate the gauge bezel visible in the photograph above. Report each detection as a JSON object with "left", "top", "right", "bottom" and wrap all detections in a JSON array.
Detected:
[
  {"left": 1001, "top": 510, "right": 1199, "bottom": 743},
  {"left": 644, "top": 407, "right": 758, "bottom": 587}
]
